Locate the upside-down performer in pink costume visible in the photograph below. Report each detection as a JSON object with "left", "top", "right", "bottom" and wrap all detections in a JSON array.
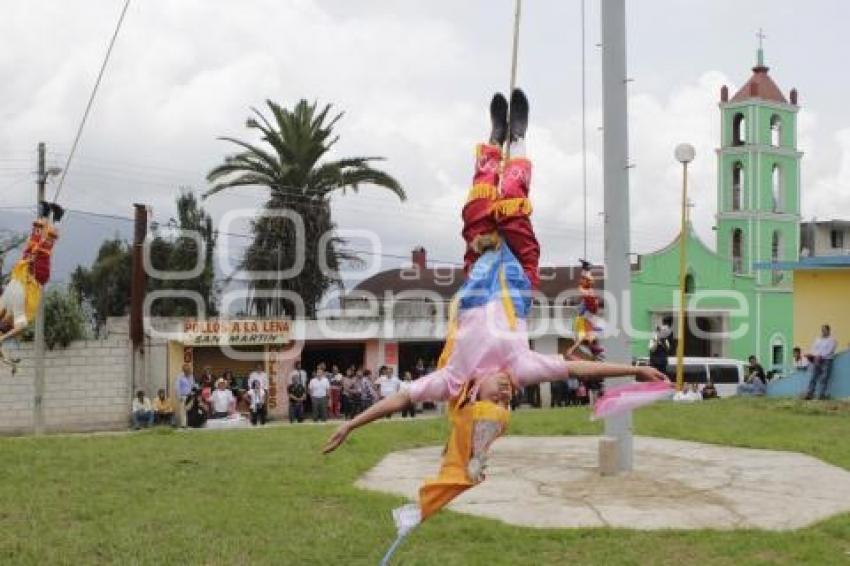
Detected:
[{"left": 323, "top": 89, "right": 666, "bottom": 537}]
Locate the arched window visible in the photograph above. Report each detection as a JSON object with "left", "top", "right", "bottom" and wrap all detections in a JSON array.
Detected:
[
  {"left": 732, "top": 162, "right": 744, "bottom": 211},
  {"left": 771, "top": 231, "right": 783, "bottom": 285},
  {"left": 772, "top": 164, "right": 783, "bottom": 212},
  {"left": 732, "top": 113, "right": 746, "bottom": 146},
  {"left": 732, "top": 228, "right": 743, "bottom": 274},
  {"left": 684, "top": 273, "right": 695, "bottom": 294},
  {"left": 770, "top": 114, "right": 782, "bottom": 147}
]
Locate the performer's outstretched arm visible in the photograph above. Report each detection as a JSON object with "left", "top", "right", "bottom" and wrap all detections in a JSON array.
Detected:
[
  {"left": 323, "top": 368, "right": 452, "bottom": 454},
  {"left": 509, "top": 350, "right": 666, "bottom": 389},
  {"left": 322, "top": 391, "right": 412, "bottom": 454}
]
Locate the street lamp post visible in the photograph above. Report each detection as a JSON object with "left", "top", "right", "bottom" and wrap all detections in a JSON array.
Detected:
[{"left": 674, "top": 143, "right": 695, "bottom": 392}]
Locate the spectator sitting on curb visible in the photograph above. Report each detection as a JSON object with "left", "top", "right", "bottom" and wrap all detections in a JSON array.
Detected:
[
  {"left": 153, "top": 388, "right": 176, "bottom": 426},
  {"left": 701, "top": 381, "right": 719, "bottom": 399},
  {"left": 185, "top": 386, "right": 207, "bottom": 428},
  {"left": 738, "top": 355, "right": 767, "bottom": 396},
  {"left": 131, "top": 390, "right": 154, "bottom": 429}
]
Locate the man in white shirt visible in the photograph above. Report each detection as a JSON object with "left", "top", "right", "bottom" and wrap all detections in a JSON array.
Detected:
[
  {"left": 131, "top": 390, "right": 154, "bottom": 429},
  {"left": 309, "top": 370, "right": 331, "bottom": 422},
  {"left": 210, "top": 378, "right": 235, "bottom": 418},
  {"left": 806, "top": 324, "right": 838, "bottom": 400},
  {"left": 376, "top": 366, "right": 401, "bottom": 418},
  {"left": 248, "top": 363, "right": 269, "bottom": 391}
]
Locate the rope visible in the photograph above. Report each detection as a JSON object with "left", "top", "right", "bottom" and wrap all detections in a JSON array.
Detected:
[
  {"left": 501, "top": 0, "right": 523, "bottom": 169},
  {"left": 581, "top": 0, "right": 588, "bottom": 259},
  {"left": 379, "top": 530, "right": 410, "bottom": 566},
  {"left": 53, "top": 0, "right": 132, "bottom": 203}
]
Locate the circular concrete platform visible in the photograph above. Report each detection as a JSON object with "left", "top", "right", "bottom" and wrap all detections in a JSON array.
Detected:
[{"left": 356, "top": 436, "right": 850, "bottom": 530}]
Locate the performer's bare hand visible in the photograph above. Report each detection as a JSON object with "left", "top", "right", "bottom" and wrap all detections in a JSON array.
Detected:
[
  {"left": 635, "top": 366, "right": 668, "bottom": 383},
  {"left": 322, "top": 423, "right": 351, "bottom": 454}
]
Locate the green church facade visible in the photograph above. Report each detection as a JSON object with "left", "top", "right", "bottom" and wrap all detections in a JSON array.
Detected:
[{"left": 629, "top": 49, "right": 800, "bottom": 373}]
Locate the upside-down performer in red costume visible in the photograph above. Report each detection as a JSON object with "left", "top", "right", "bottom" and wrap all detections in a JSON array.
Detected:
[
  {"left": 322, "top": 90, "right": 666, "bottom": 549},
  {"left": 0, "top": 202, "right": 63, "bottom": 374}
]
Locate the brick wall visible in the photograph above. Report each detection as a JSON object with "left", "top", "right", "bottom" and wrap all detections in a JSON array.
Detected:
[{"left": 0, "top": 338, "right": 131, "bottom": 434}]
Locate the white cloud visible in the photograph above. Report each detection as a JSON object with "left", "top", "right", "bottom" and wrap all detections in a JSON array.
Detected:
[{"left": 1, "top": 0, "right": 849, "bottom": 289}]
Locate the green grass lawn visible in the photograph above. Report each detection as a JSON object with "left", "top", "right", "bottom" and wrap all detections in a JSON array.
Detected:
[{"left": 1, "top": 399, "right": 849, "bottom": 565}]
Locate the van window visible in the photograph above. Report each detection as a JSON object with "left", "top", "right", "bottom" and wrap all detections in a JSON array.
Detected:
[
  {"left": 666, "top": 364, "right": 708, "bottom": 383},
  {"left": 710, "top": 366, "right": 741, "bottom": 384}
]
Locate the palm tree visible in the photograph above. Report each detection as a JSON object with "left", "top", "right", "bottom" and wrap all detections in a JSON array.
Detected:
[{"left": 205, "top": 99, "right": 405, "bottom": 317}]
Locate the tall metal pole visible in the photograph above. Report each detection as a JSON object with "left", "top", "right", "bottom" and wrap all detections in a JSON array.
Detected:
[
  {"left": 673, "top": 143, "right": 695, "bottom": 390},
  {"left": 33, "top": 142, "right": 47, "bottom": 434},
  {"left": 601, "top": 0, "right": 633, "bottom": 472}
]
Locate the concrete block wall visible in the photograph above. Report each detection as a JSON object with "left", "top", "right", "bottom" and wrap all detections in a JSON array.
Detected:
[{"left": 0, "top": 338, "right": 132, "bottom": 434}]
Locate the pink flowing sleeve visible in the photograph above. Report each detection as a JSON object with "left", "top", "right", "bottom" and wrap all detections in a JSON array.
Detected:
[
  {"left": 408, "top": 369, "right": 452, "bottom": 403},
  {"left": 509, "top": 350, "right": 571, "bottom": 388}
]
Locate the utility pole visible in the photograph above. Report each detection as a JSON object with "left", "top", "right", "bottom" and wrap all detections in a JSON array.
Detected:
[
  {"left": 130, "top": 204, "right": 148, "bottom": 394},
  {"left": 601, "top": 0, "right": 633, "bottom": 472},
  {"left": 33, "top": 142, "right": 47, "bottom": 434}
]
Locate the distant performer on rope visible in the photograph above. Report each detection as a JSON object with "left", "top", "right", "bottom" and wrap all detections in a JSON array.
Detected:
[
  {"left": 322, "top": 90, "right": 667, "bottom": 532},
  {"left": 0, "top": 202, "right": 63, "bottom": 373}
]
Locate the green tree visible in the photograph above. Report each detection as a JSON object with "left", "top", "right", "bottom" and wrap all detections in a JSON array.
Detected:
[
  {"left": 148, "top": 191, "right": 218, "bottom": 317},
  {"left": 204, "top": 99, "right": 405, "bottom": 317},
  {"left": 22, "top": 286, "right": 89, "bottom": 348},
  {"left": 72, "top": 192, "right": 219, "bottom": 329},
  {"left": 71, "top": 239, "right": 132, "bottom": 331},
  {"left": 43, "top": 287, "right": 88, "bottom": 349}
]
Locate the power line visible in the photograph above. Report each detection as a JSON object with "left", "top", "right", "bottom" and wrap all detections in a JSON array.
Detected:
[{"left": 53, "top": 0, "right": 132, "bottom": 202}]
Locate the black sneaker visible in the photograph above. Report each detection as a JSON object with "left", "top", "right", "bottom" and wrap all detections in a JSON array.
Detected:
[
  {"left": 489, "top": 93, "right": 508, "bottom": 146},
  {"left": 509, "top": 88, "right": 529, "bottom": 142}
]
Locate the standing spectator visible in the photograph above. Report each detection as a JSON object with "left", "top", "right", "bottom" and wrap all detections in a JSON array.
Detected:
[
  {"left": 359, "top": 369, "right": 377, "bottom": 412},
  {"left": 246, "top": 380, "right": 267, "bottom": 426},
  {"left": 413, "top": 358, "right": 426, "bottom": 380},
  {"left": 329, "top": 365, "right": 343, "bottom": 419},
  {"left": 309, "top": 369, "right": 330, "bottom": 422},
  {"left": 287, "top": 375, "right": 306, "bottom": 423},
  {"left": 376, "top": 366, "right": 401, "bottom": 418},
  {"left": 566, "top": 375, "right": 580, "bottom": 406},
  {"left": 576, "top": 381, "right": 588, "bottom": 405},
  {"left": 341, "top": 367, "right": 357, "bottom": 419},
  {"left": 399, "top": 371, "right": 416, "bottom": 418},
  {"left": 131, "top": 390, "right": 154, "bottom": 429},
  {"left": 648, "top": 316, "right": 674, "bottom": 373},
  {"left": 289, "top": 361, "right": 308, "bottom": 392},
  {"left": 198, "top": 366, "right": 214, "bottom": 389},
  {"left": 152, "top": 389, "right": 176, "bottom": 426},
  {"left": 806, "top": 324, "right": 838, "bottom": 400},
  {"left": 175, "top": 364, "right": 194, "bottom": 428},
  {"left": 792, "top": 347, "right": 810, "bottom": 371},
  {"left": 209, "top": 379, "right": 235, "bottom": 419},
  {"left": 248, "top": 363, "right": 269, "bottom": 392}
]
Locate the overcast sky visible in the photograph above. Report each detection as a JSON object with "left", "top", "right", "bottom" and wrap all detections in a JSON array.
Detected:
[{"left": 2, "top": 0, "right": 849, "bottom": 286}]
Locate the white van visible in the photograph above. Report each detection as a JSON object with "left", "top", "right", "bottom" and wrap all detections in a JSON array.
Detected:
[{"left": 635, "top": 357, "right": 747, "bottom": 398}]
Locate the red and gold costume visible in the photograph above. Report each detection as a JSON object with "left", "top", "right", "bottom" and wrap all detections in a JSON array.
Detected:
[{"left": 0, "top": 219, "right": 58, "bottom": 334}]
